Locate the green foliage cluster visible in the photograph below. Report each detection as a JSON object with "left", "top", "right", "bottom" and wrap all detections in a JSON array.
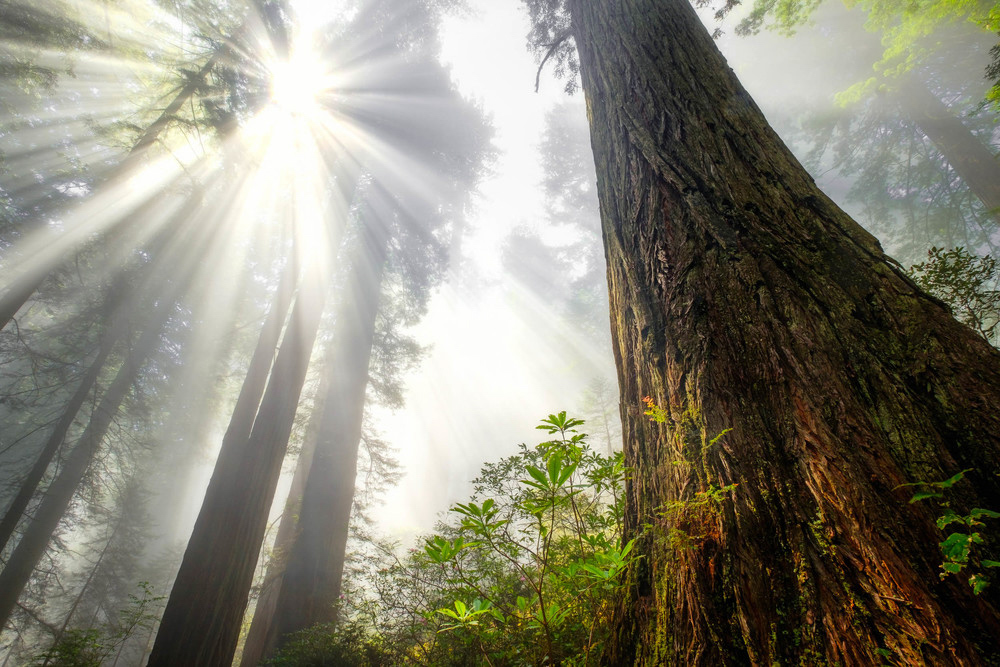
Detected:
[
  {"left": 899, "top": 470, "right": 1000, "bottom": 593},
  {"left": 909, "top": 246, "right": 1000, "bottom": 344},
  {"left": 268, "top": 413, "right": 633, "bottom": 666},
  {"left": 263, "top": 622, "right": 391, "bottom": 667}
]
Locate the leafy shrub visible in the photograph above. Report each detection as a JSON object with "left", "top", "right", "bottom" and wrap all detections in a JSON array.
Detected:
[
  {"left": 909, "top": 246, "right": 1000, "bottom": 344},
  {"left": 280, "top": 413, "right": 633, "bottom": 666},
  {"left": 898, "top": 470, "right": 1000, "bottom": 594},
  {"left": 264, "top": 622, "right": 392, "bottom": 667}
]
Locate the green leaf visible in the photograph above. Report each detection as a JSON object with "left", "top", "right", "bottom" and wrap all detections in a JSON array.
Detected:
[
  {"left": 940, "top": 533, "right": 973, "bottom": 562},
  {"left": 935, "top": 469, "right": 972, "bottom": 489},
  {"left": 581, "top": 563, "right": 609, "bottom": 578},
  {"left": 941, "top": 561, "right": 964, "bottom": 574},
  {"left": 982, "top": 560, "right": 1000, "bottom": 568},
  {"left": 909, "top": 490, "right": 942, "bottom": 503},
  {"left": 547, "top": 452, "right": 564, "bottom": 486},
  {"left": 970, "top": 508, "right": 1000, "bottom": 520},
  {"left": 970, "top": 573, "right": 991, "bottom": 595},
  {"left": 525, "top": 465, "right": 548, "bottom": 487},
  {"left": 936, "top": 509, "right": 963, "bottom": 530}
]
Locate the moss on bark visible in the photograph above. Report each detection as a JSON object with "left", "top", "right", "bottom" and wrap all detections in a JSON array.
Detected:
[{"left": 565, "top": 0, "right": 1000, "bottom": 663}]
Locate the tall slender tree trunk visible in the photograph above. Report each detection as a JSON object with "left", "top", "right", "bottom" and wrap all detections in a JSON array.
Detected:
[
  {"left": 41, "top": 501, "right": 126, "bottom": 667},
  {"left": 0, "top": 190, "right": 204, "bottom": 555},
  {"left": 0, "top": 325, "right": 118, "bottom": 555},
  {"left": 261, "top": 211, "right": 390, "bottom": 658},
  {"left": 238, "top": 368, "right": 326, "bottom": 667},
  {"left": 897, "top": 79, "right": 1000, "bottom": 221},
  {"left": 146, "top": 258, "right": 331, "bottom": 667},
  {"left": 0, "top": 293, "right": 178, "bottom": 631},
  {"left": 0, "top": 190, "right": 220, "bottom": 632},
  {"left": 562, "top": 0, "right": 1000, "bottom": 664}
]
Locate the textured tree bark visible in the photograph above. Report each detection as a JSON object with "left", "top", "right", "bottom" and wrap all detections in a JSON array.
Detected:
[
  {"left": 566, "top": 0, "right": 1000, "bottom": 664},
  {"left": 146, "top": 258, "right": 330, "bottom": 667},
  {"left": 266, "top": 208, "right": 390, "bottom": 656}
]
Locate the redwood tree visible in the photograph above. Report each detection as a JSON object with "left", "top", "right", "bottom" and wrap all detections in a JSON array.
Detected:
[{"left": 526, "top": 0, "right": 1000, "bottom": 664}]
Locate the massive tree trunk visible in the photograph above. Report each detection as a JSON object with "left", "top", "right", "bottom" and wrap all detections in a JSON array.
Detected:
[
  {"left": 146, "top": 258, "right": 331, "bottom": 667},
  {"left": 565, "top": 0, "right": 1000, "bottom": 664},
  {"left": 264, "top": 209, "right": 390, "bottom": 657}
]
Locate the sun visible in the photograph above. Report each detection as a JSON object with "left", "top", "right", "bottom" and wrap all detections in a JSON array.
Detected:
[{"left": 269, "top": 51, "right": 328, "bottom": 114}]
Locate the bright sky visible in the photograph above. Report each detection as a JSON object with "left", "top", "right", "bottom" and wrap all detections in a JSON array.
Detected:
[{"left": 370, "top": 0, "right": 596, "bottom": 541}]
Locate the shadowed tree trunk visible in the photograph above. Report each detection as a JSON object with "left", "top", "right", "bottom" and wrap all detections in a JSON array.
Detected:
[
  {"left": 553, "top": 0, "right": 1000, "bottom": 664},
  {"left": 146, "top": 252, "right": 332, "bottom": 667},
  {"left": 0, "top": 291, "right": 179, "bottom": 631},
  {"left": 237, "top": 399, "right": 319, "bottom": 667},
  {"left": 0, "top": 190, "right": 225, "bottom": 632},
  {"left": 258, "top": 205, "right": 390, "bottom": 659}
]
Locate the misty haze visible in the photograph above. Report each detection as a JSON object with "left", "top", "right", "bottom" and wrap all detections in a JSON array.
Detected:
[{"left": 1, "top": 0, "right": 999, "bottom": 664}]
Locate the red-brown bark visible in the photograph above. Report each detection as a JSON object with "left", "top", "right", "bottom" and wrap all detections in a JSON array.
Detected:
[{"left": 565, "top": 0, "right": 1000, "bottom": 663}]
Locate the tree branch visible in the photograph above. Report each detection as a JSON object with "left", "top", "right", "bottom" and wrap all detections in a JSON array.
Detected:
[{"left": 535, "top": 30, "right": 572, "bottom": 93}]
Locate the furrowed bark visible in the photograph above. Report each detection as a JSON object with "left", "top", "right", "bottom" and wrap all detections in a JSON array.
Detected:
[
  {"left": 565, "top": 0, "right": 1000, "bottom": 664},
  {"left": 237, "top": 405, "right": 318, "bottom": 667}
]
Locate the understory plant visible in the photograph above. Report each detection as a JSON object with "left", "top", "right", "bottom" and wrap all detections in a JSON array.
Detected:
[
  {"left": 348, "top": 412, "right": 633, "bottom": 666},
  {"left": 898, "top": 469, "right": 1000, "bottom": 594},
  {"left": 28, "top": 582, "right": 163, "bottom": 667}
]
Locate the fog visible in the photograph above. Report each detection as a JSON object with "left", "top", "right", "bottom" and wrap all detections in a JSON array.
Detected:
[{"left": 0, "top": 0, "right": 996, "bottom": 662}]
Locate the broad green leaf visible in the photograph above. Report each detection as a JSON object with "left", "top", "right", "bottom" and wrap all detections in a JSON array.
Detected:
[
  {"left": 525, "top": 465, "right": 548, "bottom": 487},
  {"left": 909, "top": 490, "right": 942, "bottom": 503},
  {"left": 936, "top": 469, "right": 972, "bottom": 489},
  {"left": 547, "top": 452, "right": 564, "bottom": 485},
  {"left": 970, "top": 574, "right": 991, "bottom": 595},
  {"left": 936, "top": 509, "right": 962, "bottom": 530},
  {"left": 940, "top": 533, "right": 972, "bottom": 561}
]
